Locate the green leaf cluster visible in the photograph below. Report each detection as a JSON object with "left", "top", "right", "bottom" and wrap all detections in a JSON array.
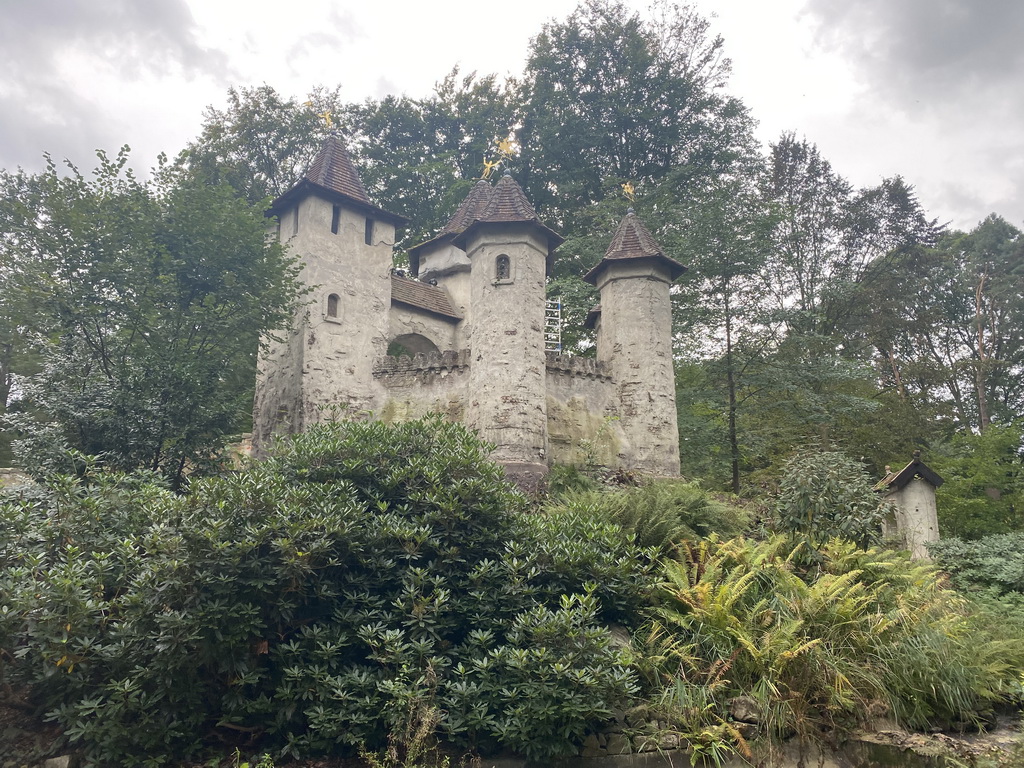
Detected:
[
  {"left": 545, "top": 479, "right": 749, "bottom": 555},
  {"left": 649, "top": 536, "right": 1024, "bottom": 745},
  {"left": 774, "top": 449, "right": 890, "bottom": 553},
  {"left": 0, "top": 416, "right": 651, "bottom": 765},
  {"left": 0, "top": 148, "right": 303, "bottom": 488}
]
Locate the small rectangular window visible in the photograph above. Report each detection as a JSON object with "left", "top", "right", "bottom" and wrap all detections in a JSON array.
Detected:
[
  {"left": 365, "top": 218, "right": 374, "bottom": 245},
  {"left": 292, "top": 206, "right": 299, "bottom": 236},
  {"left": 331, "top": 205, "right": 341, "bottom": 234}
]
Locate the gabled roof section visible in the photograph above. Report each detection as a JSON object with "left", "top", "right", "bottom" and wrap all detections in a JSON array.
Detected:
[
  {"left": 584, "top": 209, "right": 686, "bottom": 285},
  {"left": 875, "top": 452, "right": 945, "bottom": 492},
  {"left": 391, "top": 274, "right": 462, "bottom": 321},
  {"left": 453, "top": 172, "right": 563, "bottom": 254},
  {"left": 269, "top": 132, "right": 406, "bottom": 226}
]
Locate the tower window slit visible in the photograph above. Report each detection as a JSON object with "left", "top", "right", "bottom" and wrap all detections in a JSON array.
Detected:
[{"left": 331, "top": 205, "right": 341, "bottom": 234}]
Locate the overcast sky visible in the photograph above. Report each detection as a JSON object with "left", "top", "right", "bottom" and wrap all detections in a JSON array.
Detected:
[{"left": 1, "top": 0, "right": 1020, "bottom": 232}]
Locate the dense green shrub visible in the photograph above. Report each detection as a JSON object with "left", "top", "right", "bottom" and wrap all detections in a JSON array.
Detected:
[
  {"left": 774, "top": 449, "right": 890, "bottom": 552},
  {"left": 545, "top": 479, "right": 749, "bottom": 554},
  {"left": 0, "top": 417, "right": 653, "bottom": 766},
  {"left": 930, "top": 533, "right": 1024, "bottom": 626},
  {"left": 648, "top": 536, "right": 1024, "bottom": 744}
]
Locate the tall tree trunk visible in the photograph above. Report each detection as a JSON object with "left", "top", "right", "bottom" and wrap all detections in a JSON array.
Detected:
[
  {"left": 724, "top": 294, "right": 740, "bottom": 495},
  {"left": 975, "top": 273, "right": 991, "bottom": 431}
]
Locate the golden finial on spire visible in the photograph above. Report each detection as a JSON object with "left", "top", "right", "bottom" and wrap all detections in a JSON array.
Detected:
[
  {"left": 317, "top": 110, "right": 334, "bottom": 129},
  {"left": 622, "top": 181, "right": 636, "bottom": 203},
  {"left": 481, "top": 158, "right": 501, "bottom": 180}
]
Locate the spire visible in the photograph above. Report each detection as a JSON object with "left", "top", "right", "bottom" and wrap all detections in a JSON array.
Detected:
[
  {"left": 452, "top": 173, "right": 563, "bottom": 253},
  {"left": 583, "top": 209, "right": 686, "bottom": 285},
  {"left": 304, "top": 132, "right": 372, "bottom": 205},
  {"left": 475, "top": 171, "right": 543, "bottom": 224},
  {"left": 269, "top": 132, "right": 405, "bottom": 226},
  {"left": 440, "top": 180, "right": 493, "bottom": 235}
]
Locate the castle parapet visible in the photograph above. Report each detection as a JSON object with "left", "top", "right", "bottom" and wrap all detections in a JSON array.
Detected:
[
  {"left": 545, "top": 352, "right": 611, "bottom": 381},
  {"left": 374, "top": 348, "right": 470, "bottom": 377}
]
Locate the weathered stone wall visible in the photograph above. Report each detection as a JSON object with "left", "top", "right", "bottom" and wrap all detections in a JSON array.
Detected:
[
  {"left": 375, "top": 350, "right": 470, "bottom": 423},
  {"left": 545, "top": 353, "right": 621, "bottom": 467},
  {"left": 886, "top": 477, "right": 940, "bottom": 559},
  {"left": 465, "top": 225, "right": 550, "bottom": 476},
  {"left": 594, "top": 261, "right": 680, "bottom": 476},
  {"left": 388, "top": 304, "right": 459, "bottom": 353},
  {"left": 253, "top": 195, "right": 395, "bottom": 453}
]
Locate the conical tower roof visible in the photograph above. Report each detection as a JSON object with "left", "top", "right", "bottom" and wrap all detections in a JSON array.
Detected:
[
  {"left": 440, "top": 180, "right": 493, "bottom": 235},
  {"left": 453, "top": 171, "right": 563, "bottom": 252},
  {"left": 410, "top": 173, "right": 562, "bottom": 275},
  {"left": 583, "top": 209, "right": 686, "bottom": 285},
  {"left": 304, "top": 132, "right": 371, "bottom": 204},
  {"left": 269, "top": 132, "right": 405, "bottom": 226}
]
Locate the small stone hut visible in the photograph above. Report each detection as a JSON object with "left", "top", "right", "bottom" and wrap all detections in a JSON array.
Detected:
[{"left": 876, "top": 451, "right": 944, "bottom": 559}]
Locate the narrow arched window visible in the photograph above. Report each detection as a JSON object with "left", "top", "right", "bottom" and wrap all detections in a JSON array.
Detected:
[
  {"left": 331, "top": 205, "right": 341, "bottom": 234},
  {"left": 496, "top": 254, "right": 511, "bottom": 281},
  {"left": 327, "top": 293, "right": 340, "bottom": 318}
]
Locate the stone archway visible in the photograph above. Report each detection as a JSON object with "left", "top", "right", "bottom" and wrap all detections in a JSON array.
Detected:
[{"left": 387, "top": 333, "right": 439, "bottom": 357}]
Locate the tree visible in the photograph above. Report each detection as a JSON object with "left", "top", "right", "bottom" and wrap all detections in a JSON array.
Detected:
[
  {"left": 520, "top": 0, "right": 732, "bottom": 231},
  {"left": 0, "top": 148, "right": 302, "bottom": 487},
  {"left": 344, "top": 68, "right": 522, "bottom": 247},
  {"left": 181, "top": 84, "right": 343, "bottom": 204}
]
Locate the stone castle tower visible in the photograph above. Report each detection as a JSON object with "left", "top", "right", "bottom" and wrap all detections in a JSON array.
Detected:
[{"left": 253, "top": 134, "right": 685, "bottom": 485}]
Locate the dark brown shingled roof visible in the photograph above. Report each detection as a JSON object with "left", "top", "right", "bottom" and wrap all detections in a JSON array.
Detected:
[
  {"left": 583, "top": 209, "right": 686, "bottom": 285},
  {"left": 390, "top": 274, "right": 462, "bottom": 320},
  {"left": 453, "top": 172, "right": 563, "bottom": 254},
  {"left": 269, "top": 133, "right": 406, "bottom": 226},
  {"left": 408, "top": 181, "right": 494, "bottom": 276},
  {"left": 305, "top": 133, "right": 371, "bottom": 204},
  {"left": 441, "top": 180, "right": 493, "bottom": 235},
  {"left": 476, "top": 172, "right": 540, "bottom": 223}
]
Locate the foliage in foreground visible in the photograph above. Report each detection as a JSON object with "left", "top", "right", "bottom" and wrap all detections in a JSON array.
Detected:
[
  {"left": 544, "top": 478, "right": 749, "bottom": 555},
  {"left": 774, "top": 449, "right": 891, "bottom": 553},
  {"left": 0, "top": 417, "right": 652, "bottom": 766},
  {"left": 647, "top": 536, "right": 1024, "bottom": 745},
  {"left": 930, "top": 533, "right": 1024, "bottom": 628}
]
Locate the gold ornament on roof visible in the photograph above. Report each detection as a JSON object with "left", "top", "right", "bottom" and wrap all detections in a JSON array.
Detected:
[
  {"left": 495, "top": 137, "right": 517, "bottom": 158},
  {"left": 481, "top": 158, "right": 502, "bottom": 180},
  {"left": 622, "top": 182, "right": 636, "bottom": 202},
  {"left": 318, "top": 110, "right": 334, "bottom": 129}
]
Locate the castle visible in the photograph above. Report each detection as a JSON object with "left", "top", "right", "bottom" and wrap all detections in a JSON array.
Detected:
[{"left": 252, "top": 134, "right": 685, "bottom": 486}]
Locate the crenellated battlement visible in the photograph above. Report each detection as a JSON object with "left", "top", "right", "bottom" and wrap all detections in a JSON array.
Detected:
[
  {"left": 545, "top": 352, "right": 612, "bottom": 381},
  {"left": 374, "top": 349, "right": 470, "bottom": 377}
]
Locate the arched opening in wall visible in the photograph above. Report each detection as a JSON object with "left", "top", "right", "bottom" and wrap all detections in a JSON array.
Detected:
[
  {"left": 387, "top": 333, "right": 439, "bottom": 357},
  {"left": 326, "top": 293, "right": 340, "bottom": 318},
  {"left": 496, "top": 254, "right": 511, "bottom": 281}
]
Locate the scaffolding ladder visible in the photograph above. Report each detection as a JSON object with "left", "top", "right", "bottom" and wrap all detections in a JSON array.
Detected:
[{"left": 544, "top": 299, "right": 562, "bottom": 352}]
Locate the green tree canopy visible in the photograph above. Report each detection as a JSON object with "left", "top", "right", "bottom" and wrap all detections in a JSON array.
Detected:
[{"left": 0, "top": 148, "right": 303, "bottom": 487}]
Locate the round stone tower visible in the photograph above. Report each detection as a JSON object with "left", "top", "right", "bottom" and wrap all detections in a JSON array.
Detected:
[
  {"left": 453, "top": 172, "right": 562, "bottom": 488},
  {"left": 584, "top": 209, "right": 685, "bottom": 476}
]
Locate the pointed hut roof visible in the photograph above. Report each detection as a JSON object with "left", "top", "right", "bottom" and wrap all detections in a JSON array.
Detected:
[
  {"left": 269, "top": 133, "right": 406, "bottom": 226},
  {"left": 583, "top": 209, "right": 686, "bottom": 285},
  {"left": 875, "top": 450, "right": 945, "bottom": 492}
]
